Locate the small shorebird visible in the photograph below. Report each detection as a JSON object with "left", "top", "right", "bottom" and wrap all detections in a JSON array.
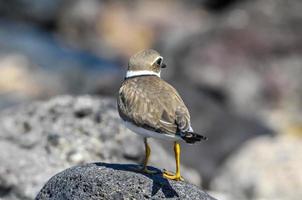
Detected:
[{"left": 117, "top": 49, "right": 207, "bottom": 181}]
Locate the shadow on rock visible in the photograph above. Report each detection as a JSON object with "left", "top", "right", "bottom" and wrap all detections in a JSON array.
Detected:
[{"left": 95, "top": 162, "right": 179, "bottom": 198}]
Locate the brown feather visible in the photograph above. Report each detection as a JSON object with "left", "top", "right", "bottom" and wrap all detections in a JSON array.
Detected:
[{"left": 117, "top": 75, "right": 191, "bottom": 136}]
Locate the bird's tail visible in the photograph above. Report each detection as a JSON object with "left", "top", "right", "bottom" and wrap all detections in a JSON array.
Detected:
[{"left": 180, "top": 132, "right": 208, "bottom": 144}]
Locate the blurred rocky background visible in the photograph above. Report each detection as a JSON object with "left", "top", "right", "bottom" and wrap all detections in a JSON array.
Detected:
[{"left": 0, "top": 0, "right": 301, "bottom": 200}]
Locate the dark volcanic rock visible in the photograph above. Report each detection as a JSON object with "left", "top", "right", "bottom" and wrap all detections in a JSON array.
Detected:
[{"left": 36, "top": 163, "right": 215, "bottom": 200}]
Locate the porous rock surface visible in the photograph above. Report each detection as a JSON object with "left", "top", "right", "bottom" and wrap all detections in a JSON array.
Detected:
[
  {"left": 0, "top": 95, "right": 200, "bottom": 200},
  {"left": 36, "top": 163, "right": 215, "bottom": 200}
]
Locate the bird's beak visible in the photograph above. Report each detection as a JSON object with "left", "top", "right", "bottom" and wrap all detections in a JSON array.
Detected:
[{"left": 161, "top": 63, "right": 167, "bottom": 68}]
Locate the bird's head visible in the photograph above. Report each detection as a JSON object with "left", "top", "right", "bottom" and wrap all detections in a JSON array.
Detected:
[{"left": 126, "top": 49, "right": 166, "bottom": 78}]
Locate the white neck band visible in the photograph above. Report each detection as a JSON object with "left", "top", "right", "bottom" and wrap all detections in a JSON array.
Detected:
[{"left": 126, "top": 70, "right": 160, "bottom": 78}]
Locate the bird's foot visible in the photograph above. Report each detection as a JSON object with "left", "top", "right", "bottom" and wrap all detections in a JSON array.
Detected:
[
  {"left": 130, "top": 166, "right": 158, "bottom": 174},
  {"left": 141, "top": 167, "right": 158, "bottom": 174},
  {"left": 162, "top": 169, "right": 184, "bottom": 181}
]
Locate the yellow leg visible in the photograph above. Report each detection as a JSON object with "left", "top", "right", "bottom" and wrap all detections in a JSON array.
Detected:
[
  {"left": 141, "top": 138, "right": 157, "bottom": 174},
  {"left": 163, "top": 142, "right": 184, "bottom": 181}
]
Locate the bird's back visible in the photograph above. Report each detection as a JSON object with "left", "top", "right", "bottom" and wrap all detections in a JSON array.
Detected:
[{"left": 118, "top": 76, "right": 191, "bottom": 135}]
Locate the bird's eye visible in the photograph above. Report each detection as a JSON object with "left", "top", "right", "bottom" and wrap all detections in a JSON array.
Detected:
[{"left": 156, "top": 58, "right": 162, "bottom": 65}]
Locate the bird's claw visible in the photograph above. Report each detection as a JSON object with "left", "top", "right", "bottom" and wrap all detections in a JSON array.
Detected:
[
  {"left": 141, "top": 167, "right": 158, "bottom": 174},
  {"left": 130, "top": 166, "right": 158, "bottom": 174},
  {"left": 162, "top": 169, "right": 184, "bottom": 181}
]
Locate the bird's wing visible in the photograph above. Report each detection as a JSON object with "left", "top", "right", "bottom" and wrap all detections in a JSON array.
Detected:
[{"left": 118, "top": 76, "right": 191, "bottom": 135}]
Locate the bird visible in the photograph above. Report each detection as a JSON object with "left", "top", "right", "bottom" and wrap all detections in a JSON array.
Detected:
[{"left": 117, "top": 49, "right": 207, "bottom": 181}]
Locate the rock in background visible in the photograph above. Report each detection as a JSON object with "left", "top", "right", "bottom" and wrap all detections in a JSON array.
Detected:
[
  {"left": 0, "top": 20, "right": 123, "bottom": 110},
  {"left": 0, "top": 96, "right": 200, "bottom": 200},
  {"left": 211, "top": 135, "right": 302, "bottom": 200}
]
